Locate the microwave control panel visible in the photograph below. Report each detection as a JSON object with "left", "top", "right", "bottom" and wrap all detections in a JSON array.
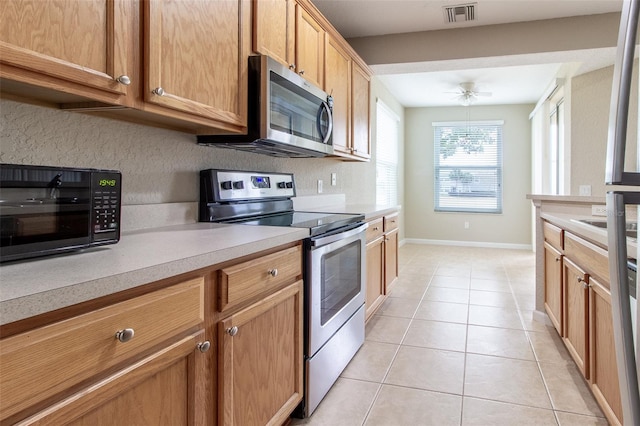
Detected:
[{"left": 91, "top": 172, "right": 121, "bottom": 237}]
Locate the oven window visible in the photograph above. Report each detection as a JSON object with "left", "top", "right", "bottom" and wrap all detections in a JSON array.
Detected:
[{"left": 320, "top": 240, "right": 362, "bottom": 325}]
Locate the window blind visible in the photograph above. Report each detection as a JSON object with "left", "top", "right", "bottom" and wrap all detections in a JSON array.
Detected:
[
  {"left": 376, "top": 100, "right": 399, "bottom": 206},
  {"left": 433, "top": 120, "right": 503, "bottom": 213}
]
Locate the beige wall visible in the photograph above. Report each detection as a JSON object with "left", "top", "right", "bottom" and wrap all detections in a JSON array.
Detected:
[
  {"left": 404, "top": 104, "right": 533, "bottom": 247},
  {"left": 0, "top": 76, "right": 404, "bottom": 230},
  {"left": 348, "top": 13, "right": 619, "bottom": 68},
  {"left": 569, "top": 64, "right": 638, "bottom": 196}
]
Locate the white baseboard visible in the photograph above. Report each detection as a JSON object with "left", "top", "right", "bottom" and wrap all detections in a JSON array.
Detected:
[{"left": 403, "top": 238, "right": 532, "bottom": 251}]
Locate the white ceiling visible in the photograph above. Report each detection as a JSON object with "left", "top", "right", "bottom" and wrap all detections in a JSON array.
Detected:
[{"left": 312, "top": 0, "right": 623, "bottom": 107}]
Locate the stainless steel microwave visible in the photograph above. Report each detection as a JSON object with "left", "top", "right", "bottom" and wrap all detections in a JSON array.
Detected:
[
  {"left": 197, "top": 55, "right": 334, "bottom": 158},
  {"left": 0, "top": 164, "right": 121, "bottom": 262}
]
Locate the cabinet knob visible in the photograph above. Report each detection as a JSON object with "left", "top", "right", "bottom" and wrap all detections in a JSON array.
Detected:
[
  {"left": 555, "top": 257, "right": 560, "bottom": 262},
  {"left": 226, "top": 326, "right": 239, "bottom": 336},
  {"left": 115, "top": 328, "right": 135, "bottom": 343},
  {"left": 289, "top": 64, "right": 295, "bottom": 70},
  {"left": 116, "top": 75, "right": 131, "bottom": 85},
  {"left": 373, "top": 226, "right": 379, "bottom": 231},
  {"left": 298, "top": 70, "right": 305, "bottom": 75},
  {"left": 268, "top": 268, "right": 278, "bottom": 277},
  {"left": 577, "top": 277, "right": 584, "bottom": 283},
  {"left": 197, "top": 341, "right": 211, "bottom": 353},
  {"left": 153, "top": 87, "right": 165, "bottom": 96}
]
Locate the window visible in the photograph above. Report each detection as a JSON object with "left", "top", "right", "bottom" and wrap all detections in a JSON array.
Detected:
[
  {"left": 376, "top": 99, "right": 399, "bottom": 205},
  {"left": 433, "top": 120, "right": 503, "bottom": 213}
]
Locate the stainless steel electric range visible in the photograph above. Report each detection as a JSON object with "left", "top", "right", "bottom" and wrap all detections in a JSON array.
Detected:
[{"left": 199, "top": 169, "right": 366, "bottom": 417}]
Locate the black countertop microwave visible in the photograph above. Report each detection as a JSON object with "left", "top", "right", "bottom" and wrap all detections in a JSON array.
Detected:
[{"left": 0, "top": 164, "right": 121, "bottom": 262}]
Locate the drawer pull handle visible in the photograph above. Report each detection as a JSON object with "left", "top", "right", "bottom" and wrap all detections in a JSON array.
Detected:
[
  {"left": 116, "top": 75, "right": 131, "bottom": 85},
  {"left": 268, "top": 268, "right": 278, "bottom": 277},
  {"left": 226, "top": 326, "right": 239, "bottom": 336},
  {"left": 197, "top": 341, "right": 211, "bottom": 353},
  {"left": 115, "top": 328, "right": 135, "bottom": 343}
]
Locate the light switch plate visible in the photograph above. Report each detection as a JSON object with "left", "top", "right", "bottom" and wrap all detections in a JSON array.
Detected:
[{"left": 579, "top": 185, "right": 592, "bottom": 196}]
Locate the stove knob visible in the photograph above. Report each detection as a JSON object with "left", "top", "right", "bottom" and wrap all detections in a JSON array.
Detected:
[
  {"left": 277, "top": 182, "right": 286, "bottom": 189},
  {"left": 286, "top": 182, "right": 293, "bottom": 189},
  {"left": 220, "top": 181, "right": 233, "bottom": 190},
  {"left": 233, "top": 181, "right": 244, "bottom": 190}
]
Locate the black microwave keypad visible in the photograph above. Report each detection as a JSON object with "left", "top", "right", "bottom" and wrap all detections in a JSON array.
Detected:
[{"left": 92, "top": 191, "right": 119, "bottom": 233}]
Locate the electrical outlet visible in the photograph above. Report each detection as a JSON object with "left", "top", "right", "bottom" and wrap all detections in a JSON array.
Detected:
[
  {"left": 464, "top": 221, "right": 470, "bottom": 229},
  {"left": 331, "top": 173, "right": 337, "bottom": 186},
  {"left": 592, "top": 205, "right": 607, "bottom": 216},
  {"left": 317, "top": 180, "right": 323, "bottom": 193}
]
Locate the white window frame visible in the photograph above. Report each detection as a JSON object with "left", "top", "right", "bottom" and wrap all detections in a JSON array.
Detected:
[
  {"left": 433, "top": 120, "right": 504, "bottom": 214},
  {"left": 376, "top": 99, "right": 399, "bottom": 206}
]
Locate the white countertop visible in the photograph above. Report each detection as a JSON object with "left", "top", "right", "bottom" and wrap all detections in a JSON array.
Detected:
[
  {"left": 0, "top": 203, "right": 400, "bottom": 326},
  {"left": 0, "top": 223, "right": 309, "bottom": 325}
]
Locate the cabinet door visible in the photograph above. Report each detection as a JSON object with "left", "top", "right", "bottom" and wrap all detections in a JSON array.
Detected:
[
  {"left": 384, "top": 228, "right": 399, "bottom": 294},
  {"left": 295, "top": 5, "right": 324, "bottom": 88},
  {"left": 351, "top": 62, "right": 371, "bottom": 160},
  {"left": 324, "top": 36, "right": 351, "bottom": 154},
  {"left": 543, "top": 241, "right": 563, "bottom": 334},
  {"left": 563, "top": 257, "right": 589, "bottom": 378},
  {"left": 144, "top": 0, "right": 248, "bottom": 131},
  {"left": 218, "top": 281, "right": 303, "bottom": 426},
  {"left": 20, "top": 331, "right": 209, "bottom": 426},
  {"left": 0, "top": 0, "right": 133, "bottom": 105},
  {"left": 366, "top": 236, "right": 385, "bottom": 321},
  {"left": 589, "top": 277, "right": 623, "bottom": 425},
  {"left": 253, "top": 0, "right": 295, "bottom": 68}
]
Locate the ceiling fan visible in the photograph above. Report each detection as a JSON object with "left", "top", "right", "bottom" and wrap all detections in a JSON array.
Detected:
[{"left": 448, "top": 82, "right": 492, "bottom": 106}]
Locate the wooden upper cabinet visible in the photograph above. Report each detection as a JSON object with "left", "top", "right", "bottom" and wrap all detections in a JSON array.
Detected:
[
  {"left": 143, "top": 0, "right": 248, "bottom": 131},
  {"left": 352, "top": 62, "right": 371, "bottom": 160},
  {"left": 324, "top": 36, "right": 351, "bottom": 155},
  {"left": 253, "top": 0, "right": 295, "bottom": 68},
  {"left": 0, "top": 0, "right": 134, "bottom": 105},
  {"left": 295, "top": 4, "right": 324, "bottom": 88}
]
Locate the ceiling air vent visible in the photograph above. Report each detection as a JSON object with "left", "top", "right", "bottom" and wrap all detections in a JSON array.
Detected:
[{"left": 443, "top": 3, "right": 477, "bottom": 24}]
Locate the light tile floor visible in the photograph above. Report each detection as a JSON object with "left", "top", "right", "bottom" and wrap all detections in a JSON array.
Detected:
[{"left": 293, "top": 244, "right": 609, "bottom": 426}]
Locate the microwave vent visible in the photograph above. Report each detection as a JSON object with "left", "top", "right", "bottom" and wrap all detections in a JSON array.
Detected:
[{"left": 443, "top": 3, "right": 476, "bottom": 23}]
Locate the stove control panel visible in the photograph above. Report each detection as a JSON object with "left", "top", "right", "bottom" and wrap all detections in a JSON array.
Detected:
[{"left": 202, "top": 169, "right": 295, "bottom": 202}]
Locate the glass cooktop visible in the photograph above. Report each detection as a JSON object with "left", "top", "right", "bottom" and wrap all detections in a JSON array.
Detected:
[{"left": 231, "top": 211, "right": 364, "bottom": 236}]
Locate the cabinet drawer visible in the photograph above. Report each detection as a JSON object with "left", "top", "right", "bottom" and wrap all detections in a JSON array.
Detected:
[
  {"left": 0, "top": 277, "right": 205, "bottom": 421},
  {"left": 218, "top": 245, "right": 303, "bottom": 312},
  {"left": 384, "top": 213, "right": 399, "bottom": 232},
  {"left": 564, "top": 232, "right": 609, "bottom": 285},
  {"left": 543, "top": 221, "right": 564, "bottom": 251},
  {"left": 366, "top": 218, "right": 384, "bottom": 242}
]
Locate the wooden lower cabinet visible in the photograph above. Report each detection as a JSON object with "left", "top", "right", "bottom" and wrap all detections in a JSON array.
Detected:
[
  {"left": 543, "top": 241, "right": 563, "bottom": 334},
  {"left": 589, "top": 277, "right": 623, "bottom": 425},
  {"left": 217, "top": 280, "right": 303, "bottom": 426},
  {"left": 366, "top": 235, "right": 385, "bottom": 320},
  {"left": 0, "top": 278, "right": 207, "bottom": 425},
  {"left": 384, "top": 227, "right": 399, "bottom": 293},
  {"left": 562, "top": 257, "right": 589, "bottom": 377},
  {"left": 20, "top": 331, "right": 208, "bottom": 425}
]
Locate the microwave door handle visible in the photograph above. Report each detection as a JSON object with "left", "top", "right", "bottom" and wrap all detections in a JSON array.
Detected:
[
  {"left": 317, "top": 101, "right": 333, "bottom": 144},
  {"left": 606, "top": 0, "right": 640, "bottom": 185},
  {"left": 606, "top": 191, "right": 640, "bottom": 425}
]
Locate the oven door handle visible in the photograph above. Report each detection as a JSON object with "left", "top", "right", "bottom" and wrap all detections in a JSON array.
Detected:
[{"left": 309, "top": 222, "right": 368, "bottom": 247}]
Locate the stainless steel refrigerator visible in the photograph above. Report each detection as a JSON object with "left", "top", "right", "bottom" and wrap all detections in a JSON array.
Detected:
[{"left": 605, "top": 0, "right": 640, "bottom": 424}]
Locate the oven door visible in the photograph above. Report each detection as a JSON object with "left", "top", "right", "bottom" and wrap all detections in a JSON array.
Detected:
[{"left": 306, "top": 222, "right": 367, "bottom": 356}]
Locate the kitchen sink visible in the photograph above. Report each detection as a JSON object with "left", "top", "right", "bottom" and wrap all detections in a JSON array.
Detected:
[{"left": 575, "top": 219, "right": 638, "bottom": 240}]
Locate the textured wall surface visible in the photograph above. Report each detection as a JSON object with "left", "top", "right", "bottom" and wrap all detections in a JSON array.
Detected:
[{"left": 0, "top": 99, "right": 376, "bottom": 207}]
